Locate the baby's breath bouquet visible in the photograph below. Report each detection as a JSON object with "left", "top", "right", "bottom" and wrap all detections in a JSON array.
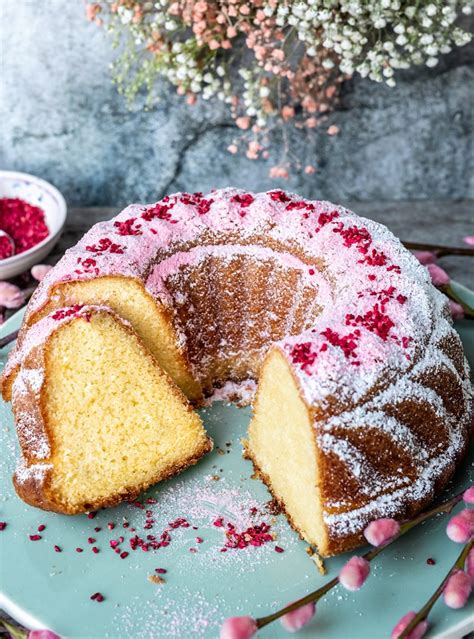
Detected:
[{"left": 86, "top": 1, "right": 472, "bottom": 175}]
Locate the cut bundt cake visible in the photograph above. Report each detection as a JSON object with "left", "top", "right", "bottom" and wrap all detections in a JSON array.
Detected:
[
  {"left": 2, "top": 188, "right": 472, "bottom": 554},
  {"left": 11, "top": 305, "right": 211, "bottom": 514}
]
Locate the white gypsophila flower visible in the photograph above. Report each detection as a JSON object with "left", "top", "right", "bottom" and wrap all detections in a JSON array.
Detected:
[{"left": 106, "top": 0, "right": 472, "bottom": 125}]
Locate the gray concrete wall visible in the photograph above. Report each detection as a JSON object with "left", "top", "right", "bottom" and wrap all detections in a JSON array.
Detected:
[{"left": 1, "top": 0, "right": 473, "bottom": 207}]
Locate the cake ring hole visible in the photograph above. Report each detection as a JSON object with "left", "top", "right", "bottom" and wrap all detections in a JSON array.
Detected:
[{"left": 163, "top": 248, "right": 326, "bottom": 393}]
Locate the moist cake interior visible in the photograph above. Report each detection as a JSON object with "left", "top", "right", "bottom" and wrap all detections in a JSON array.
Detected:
[
  {"left": 246, "top": 348, "right": 328, "bottom": 551},
  {"left": 42, "top": 311, "right": 209, "bottom": 512}
]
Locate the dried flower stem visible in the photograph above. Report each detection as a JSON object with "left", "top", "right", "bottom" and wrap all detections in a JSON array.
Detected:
[
  {"left": 255, "top": 491, "right": 464, "bottom": 630},
  {"left": 398, "top": 538, "right": 473, "bottom": 639}
]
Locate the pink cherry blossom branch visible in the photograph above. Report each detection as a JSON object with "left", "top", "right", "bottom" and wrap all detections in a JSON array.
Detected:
[
  {"left": 397, "top": 538, "right": 473, "bottom": 639},
  {"left": 254, "top": 491, "right": 465, "bottom": 630}
]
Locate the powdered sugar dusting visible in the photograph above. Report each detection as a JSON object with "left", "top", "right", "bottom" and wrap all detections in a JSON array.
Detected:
[{"left": 203, "top": 379, "right": 257, "bottom": 407}]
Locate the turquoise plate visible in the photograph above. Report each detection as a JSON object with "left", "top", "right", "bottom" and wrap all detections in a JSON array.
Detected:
[{"left": 1, "top": 284, "right": 473, "bottom": 639}]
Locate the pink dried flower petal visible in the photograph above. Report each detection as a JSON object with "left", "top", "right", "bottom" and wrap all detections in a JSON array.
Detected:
[
  {"left": 426, "top": 263, "right": 450, "bottom": 287},
  {"left": 28, "top": 631, "right": 62, "bottom": 639},
  {"left": 443, "top": 569, "right": 472, "bottom": 609},
  {"left": 463, "top": 235, "right": 474, "bottom": 246},
  {"left": 339, "top": 556, "right": 370, "bottom": 591},
  {"left": 280, "top": 601, "right": 316, "bottom": 632},
  {"left": 364, "top": 518, "right": 400, "bottom": 546},
  {"left": 31, "top": 264, "right": 53, "bottom": 281},
  {"left": 391, "top": 612, "right": 428, "bottom": 639},
  {"left": 412, "top": 250, "right": 437, "bottom": 265},
  {"left": 446, "top": 509, "right": 474, "bottom": 543},
  {"left": 465, "top": 547, "right": 474, "bottom": 585},
  {"left": 219, "top": 616, "right": 257, "bottom": 639},
  {"left": 327, "top": 125, "right": 340, "bottom": 136},
  {"left": 449, "top": 300, "right": 465, "bottom": 320},
  {"left": 0, "top": 282, "right": 25, "bottom": 309},
  {"left": 463, "top": 487, "right": 474, "bottom": 504}
]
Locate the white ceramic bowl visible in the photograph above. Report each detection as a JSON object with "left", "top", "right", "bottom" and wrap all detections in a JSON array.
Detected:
[{"left": 0, "top": 170, "right": 67, "bottom": 279}]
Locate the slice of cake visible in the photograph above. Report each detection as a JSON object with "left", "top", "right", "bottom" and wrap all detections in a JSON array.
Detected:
[
  {"left": 245, "top": 349, "right": 329, "bottom": 552},
  {"left": 12, "top": 305, "right": 212, "bottom": 514}
]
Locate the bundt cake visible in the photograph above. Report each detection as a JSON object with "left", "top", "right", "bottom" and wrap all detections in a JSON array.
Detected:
[
  {"left": 9, "top": 305, "right": 211, "bottom": 514},
  {"left": 1, "top": 188, "right": 472, "bottom": 555}
]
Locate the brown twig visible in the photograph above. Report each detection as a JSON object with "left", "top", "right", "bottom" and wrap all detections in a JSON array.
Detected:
[
  {"left": 255, "top": 491, "right": 464, "bottom": 630},
  {"left": 0, "top": 329, "right": 18, "bottom": 349},
  {"left": 402, "top": 241, "right": 474, "bottom": 258}
]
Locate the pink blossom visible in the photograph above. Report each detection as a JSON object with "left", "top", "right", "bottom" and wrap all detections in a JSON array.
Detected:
[
  {"left": 449, "top": 300, "right": 465, "bottom": 320},
  {"left": 426, "top": 263, "right": 450, "bottom": 287},
  {"left": 339, "top": 556, "right": 370, "bottom": 591},
  {"left": 443, "top": 569, "right": 472, "bottom": 609},
  {"left": 236, "top": 117, "right": 251, "bottom": 130},
  {"left": 280, "top": 602, "right": 316, "bottom": 632},
  {"left": 463, "top": 487, "right": 474, "bottom": 504},
  {"left": 446, "top": 509, "right": 474, "bottom": 543},
  {"left": 269, "top": 166, "right": 289, "bottom": 179},
  {"left": 302, "top": 96, "right": 317, "bottom": 113},
  {"left": 246, "top": 140, "right": 261, "bottom": 160},
  {"left": 465, "top": 547, "right": 474, "bottom": 585},
  {"left": 364, "top": 518, "right": 400, "bottom": 546},
  {"left": 219, "top": 617, "right": 257, "bottom": 639},
  {"left": 327, "top": 125, "right": 340, "bottom": 136},
  {"left": 0, "top": 282, "right": 26, "bottom": 309},
  {"left": 412, "top": 250, "right": 437, "bottom": 265},
  {"left": 391, "top": 612, "right": 428, "bottom": 639},
  {"left": 85, "top": 3, "right": 101, "bottom": 21},
  {"left": 28, "top": 631, "right": 62, "bottom": 639},
  {"left": 463, "top": 235, "right": 474, "bottom": 246},
  {"left": 281, "top": 106, "right": 295, "bottom": 121},
  {"left": 227, "top": 144, "right": 238, "bottom": 154},
  {"left": 304, "top": 165, "right": 316, "bottom": 174},
  {"left": 31, "top": 264, "right": 52, "bottom": 282}
]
